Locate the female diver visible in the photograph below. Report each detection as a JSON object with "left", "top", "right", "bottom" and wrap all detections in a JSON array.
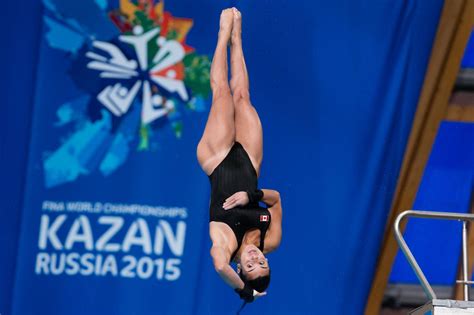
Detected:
[{"left": 196, "top": 8, "right": 283, "bottom": 303}]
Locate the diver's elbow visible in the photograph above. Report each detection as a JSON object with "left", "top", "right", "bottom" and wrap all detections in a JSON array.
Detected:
[{"left": 213, "top": 261, "right": 227, "bottom": 274}]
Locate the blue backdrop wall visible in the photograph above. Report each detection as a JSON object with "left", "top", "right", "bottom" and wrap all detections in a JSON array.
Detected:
[{"left": 1, "top": 0, "right": 443, "bottom": 314}]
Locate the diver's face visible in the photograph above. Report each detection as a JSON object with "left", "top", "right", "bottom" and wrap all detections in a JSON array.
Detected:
[{"left": 239, "top": 245, "right": 270, "bottom": 280}]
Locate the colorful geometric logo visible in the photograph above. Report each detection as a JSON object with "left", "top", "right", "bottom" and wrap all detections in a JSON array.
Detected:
[{"left": 42, "top": 0, "right": 210, "bottom": 188}]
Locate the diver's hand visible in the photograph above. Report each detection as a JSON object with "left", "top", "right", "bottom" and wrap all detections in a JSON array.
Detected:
[{"left": 223, "top": 191, "right": 249, "bottom": 210}]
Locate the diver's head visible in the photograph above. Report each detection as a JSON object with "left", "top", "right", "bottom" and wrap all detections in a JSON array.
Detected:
[{"left": 237, "top": 244, "right": 271, "bottom": 292}]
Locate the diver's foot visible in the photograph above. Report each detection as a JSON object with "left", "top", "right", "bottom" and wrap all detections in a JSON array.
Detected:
[
  {"left": 231, "top": 7, "right": 242, "bottom": 45},
  {"left": 218, "top": 8, "right": 234, "bottom": 42}
]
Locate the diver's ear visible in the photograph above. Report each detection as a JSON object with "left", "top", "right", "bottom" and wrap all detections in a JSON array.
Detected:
[{"left": 236, "top": 263, "right": 241, "bottom": 273}]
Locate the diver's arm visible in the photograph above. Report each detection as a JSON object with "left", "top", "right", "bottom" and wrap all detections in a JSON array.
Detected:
[
  {"left": 261, "top": 189, "right": 280, "bottom": 207},
  {"left": 222, "top": 189, "right": 280, "bottom": 210},
  {"left": 261, "top": 189, "right": 282, "bottom": 253},
  {"left": 210, "top": 245, "right": 245, "bottom": 290},
  {"left": 209, "top": 223, "right": 245, "bottom": 289}
]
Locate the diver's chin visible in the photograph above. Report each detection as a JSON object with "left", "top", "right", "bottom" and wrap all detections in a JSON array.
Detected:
[{"left": 244, "top": 244, "right": 259, "bottom": 254}]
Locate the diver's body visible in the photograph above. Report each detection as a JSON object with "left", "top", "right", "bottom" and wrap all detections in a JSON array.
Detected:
[{"left": 196, "top": 8, "right": 282, "bottom": 302}]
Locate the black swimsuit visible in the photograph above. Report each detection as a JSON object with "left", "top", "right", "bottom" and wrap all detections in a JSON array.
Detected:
[{"left": 209, "top": 142, "right": 271, "bottom": 261}]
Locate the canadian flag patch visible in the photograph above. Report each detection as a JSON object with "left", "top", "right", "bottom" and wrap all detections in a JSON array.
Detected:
[{"left": 260, "top": 215, "right": 269, "bottom": 222}]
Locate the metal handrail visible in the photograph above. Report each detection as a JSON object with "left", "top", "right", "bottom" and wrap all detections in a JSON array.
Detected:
[{"left": 394, "top": 210, "right": 474, "bottom": 301}]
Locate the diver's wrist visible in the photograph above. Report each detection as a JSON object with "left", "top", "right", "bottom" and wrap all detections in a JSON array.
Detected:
[{"left": 246, "top": 189, "right": 263, "bottom": 204}]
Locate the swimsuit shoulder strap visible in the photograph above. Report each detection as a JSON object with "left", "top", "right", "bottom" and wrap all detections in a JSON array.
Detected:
[{"left": 259, "top": 226, "right": 267, "bottom": 252}]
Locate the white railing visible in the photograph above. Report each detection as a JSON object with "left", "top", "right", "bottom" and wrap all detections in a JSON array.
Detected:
[{"left": 394, "top": 210, "right": 474, "bottom": 301}]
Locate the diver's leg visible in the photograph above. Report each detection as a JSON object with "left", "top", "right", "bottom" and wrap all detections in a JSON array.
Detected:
[
  {"left": 230, "top": 8, "right": 263, "bottom": 176},
  {"left": 197, "top": 9, "right": 236, "bottom": 175}
]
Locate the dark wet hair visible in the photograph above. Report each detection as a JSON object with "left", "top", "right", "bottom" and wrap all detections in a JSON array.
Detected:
[{"left": 239, "top": 269, "right": 271, "bottom": 293}]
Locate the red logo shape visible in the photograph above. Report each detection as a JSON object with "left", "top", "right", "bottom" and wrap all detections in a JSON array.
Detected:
[{"left": 260, "top": 215, "right": 269, "bottom": 222}]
